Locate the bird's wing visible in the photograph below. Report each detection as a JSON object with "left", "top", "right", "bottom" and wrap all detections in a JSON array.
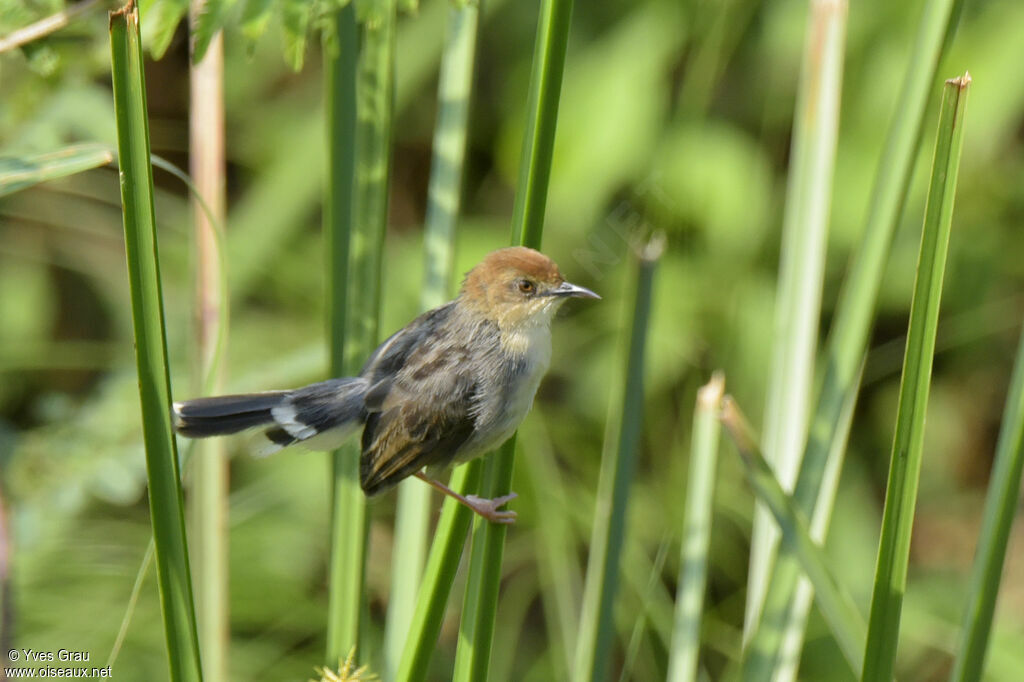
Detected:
[
  {"left": 359, "top": 301, "right": 456, "bottom": 386},
  {"left": 359, "top": 310, "right": 481, "bottom": 495}
]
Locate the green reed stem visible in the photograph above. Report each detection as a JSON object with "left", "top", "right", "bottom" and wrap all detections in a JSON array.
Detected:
[
  {"left": 745, "top": 0, "right": 964, "bottom": 675},
  {"left": 573, "top": 240, "right": 661, "bottom": 682},
  {"left": 452, "top": 0, "right": 573, "bottom": 678},
  {"left": 667, "top": 373, "right": 724, "bottom": 682},
  {"left": 385, "top": 2, "right": 481, "bottom": 677},
  {"left": 862, "top": 73, "right": 971, "bottom": 682},
  {"left": 109, "top": 2, "right": 202, "bottom": 679},
  {"left": 745, "top": 0, "right": 847, "bottom": 654},
  {"left": 395, "top": 462, "right": 483, "bottom": 682},
  {"left": 325, "top": 0, "right": 394, "bottom": 665}
]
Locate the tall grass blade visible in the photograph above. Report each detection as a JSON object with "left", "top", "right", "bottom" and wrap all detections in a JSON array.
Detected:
[
  {"left": 0, "top": 143, "right": 114, "bottom": 197},
  {"left": 572, "top": 240, "right": 662, "bottom": 682},
  {"left": 862, "top": 73, "right": 971, "bottom": 682},
  {"left": 950, "top": 323, "right": 1024, "bottom": 682},
  {"left": 325, "top": 0, "right": 395, "bottom": 664},
  {"left": 667, "top": 373, "right": 724, "bottom": 682},
  {"left": 452, "top": 0, "right": 572, "bottom": 678},
  {"left": 385, "top": 2, "right": 480, "bottom": 677},
  {"left": 746, "top": 0, "right": 847, "bottom": 651},
  {"left": 109, "top": 2, "right": 203, "bottom": 679},
  {"left": 720, "top": 397, "right": 867, "bottom": 678},
  {"left": 510, "top": 0, "right": 573, "bottom": 247},
  {"left": 744, "top": 0, "right": 964, "bottom": 674},
  {"left": 187, "top": 4, "right": 229, "bottom": 680},
  {"left": 395, "top": 461, "right": 483, "bottom": 682},
  {"left": 323, "top": 1, "right": 357, "bottom": 389}
]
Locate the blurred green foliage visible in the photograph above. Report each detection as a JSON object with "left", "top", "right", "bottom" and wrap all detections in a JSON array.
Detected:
[{"left": 2, "top": 0, "right": 1024, "bottom": 679}]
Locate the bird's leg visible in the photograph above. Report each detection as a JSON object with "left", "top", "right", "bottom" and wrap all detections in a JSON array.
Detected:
[{"left": 414, "top": 471, "right": 517, "bottom": 524}]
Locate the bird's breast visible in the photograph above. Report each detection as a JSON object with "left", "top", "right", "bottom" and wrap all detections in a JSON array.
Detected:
[
  {"left": 503, "top": 324, "right": 551, "bottom": 368},
  {"left": 455, "top": 323, "right": 552, "bottom": 462}
]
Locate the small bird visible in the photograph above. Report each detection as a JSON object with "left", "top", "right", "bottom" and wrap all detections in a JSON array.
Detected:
[{"left": 173, "top": 247, "right": 599, "bottom": 523}]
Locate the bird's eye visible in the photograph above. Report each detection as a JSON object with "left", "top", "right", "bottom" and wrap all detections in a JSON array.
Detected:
[{"left": 517, "top": 279, "right": 535, "bottom": 294}]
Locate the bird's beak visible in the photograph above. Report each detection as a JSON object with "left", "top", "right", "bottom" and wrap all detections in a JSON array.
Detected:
[{"left": 550, "top": 280, "right": 601, "bottom": 299}]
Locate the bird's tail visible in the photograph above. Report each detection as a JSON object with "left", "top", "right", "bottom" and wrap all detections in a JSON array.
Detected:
[{"left": 173, "top": 377, "right": 369, "bottom": 453}]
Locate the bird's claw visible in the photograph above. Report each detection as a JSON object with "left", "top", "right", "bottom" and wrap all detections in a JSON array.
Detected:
[{"left": 465, "top": 492, "right": 518, "bottom": 524}]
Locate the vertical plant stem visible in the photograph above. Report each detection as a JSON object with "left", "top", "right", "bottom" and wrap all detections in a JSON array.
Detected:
[
  {"left": 323, "top": 7, "right": 357, "bottom": 403},
  {"left": 385, "top": 2, "right": 480, "bottom": 677},
  {"left": 862, "top": 73, "right": 971, "bottom": 682},
  {"left": 395, "top": 462, "right": 483, "bottom": 682},
  {"left": 452, "top": 0, "right": 572, "bottom": 679},
  {"left": 323, "top": 2, "right": 358, "bottom": 662},
  {"left": 510, "top": 0, "right": 573, "bottom": 246},
  {"left": 745, "top": 0, "right": 963, "bottom": 674},
  {"left": 746, "top": 0, "right": 847, "bottom": 651},
  {"left": 572, "top": 240, "right": 662, "bottom": 682},
  {"left": 325, "top": 0, "right": 396, "bottom": 665},
  {"left": 950, "top": 323, "right": 1024, "bottom": 682},
  {"left": 187, "top": 5, "right": 228, "bottom": 681},
  {"left": 667, "top": 373, "right": 724, "bottom": 682},
  {"left": 109, "top": 2, "right": 203, "bottom": 679}
]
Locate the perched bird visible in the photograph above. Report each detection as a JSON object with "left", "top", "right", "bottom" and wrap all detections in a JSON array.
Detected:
[{"left": 173, "top": 247, "right": 599, "bottom": 523}]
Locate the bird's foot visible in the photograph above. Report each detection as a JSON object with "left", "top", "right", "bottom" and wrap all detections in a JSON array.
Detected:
[{"left": 464, "top": 492, "right": 518, "bottom": 524}]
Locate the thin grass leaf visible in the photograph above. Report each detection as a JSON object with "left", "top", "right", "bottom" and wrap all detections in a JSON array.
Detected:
[
  {"left": 451, "top": 0, "right": 573, "bottom": 678},
  {"left": 745, "top": 0, "right": 847, "bottom": 654},
  {"left": 0, "top": 143, "right": 114, "bottom": 197},
  {"left": 745, "top": 0, "right": 965, "bottom": 674},
  {"left": 109, "top": 3, "right": 202, "bottom": 679},
  {"left": 950, "top": 322, "right": 1024, "bottom": 681},
  {"left": 720, "top": 396, "right": 867, "bottom": 679},
  {"left": 667, "top": 373, "right": 725, "bottom": 682},
  {"left": 862, "top": 73, "right": 971, "bottom": 682},
  {"left": 384, "top": 2, "right": 479, "bottom": 678},
  {"left": 572, "top": 239, "right": 662, "bottom": 682},
  {"left": 741, "top": 363, "right": 861, "bottom": 681},
  {"left": 325, "top": 0, "right": 395, "bottom": 664},
  {"left": 107, "top": 540, "right": 156, "bottom": 668},
  {"left": 620, "top": 537, "right": 671, "bottom": 682}
]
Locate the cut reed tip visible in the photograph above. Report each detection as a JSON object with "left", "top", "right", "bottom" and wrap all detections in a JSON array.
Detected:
[
  {"left": 697, "top": 372, "right": 725, "bottom": 410},
  {"left": 946, "top": 71, "right": 972, "bottom": 89}
]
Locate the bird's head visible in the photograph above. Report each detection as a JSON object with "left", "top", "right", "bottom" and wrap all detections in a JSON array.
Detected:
[{"left": 459, "top": 247, "right": 600, "bottom": 329}]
